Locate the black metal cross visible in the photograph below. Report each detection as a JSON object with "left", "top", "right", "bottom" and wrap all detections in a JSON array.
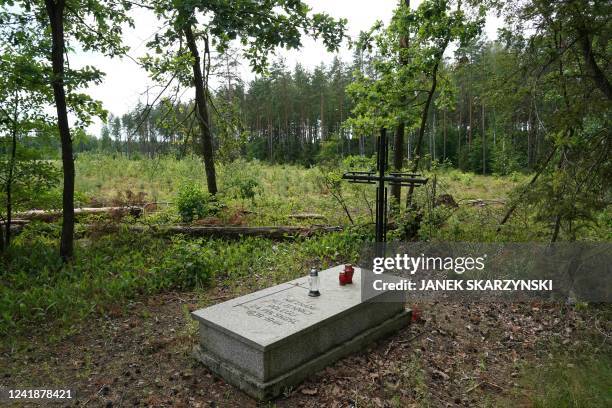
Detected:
[{"left": 342, "top": 127, "right": 428, "bottom": 243}]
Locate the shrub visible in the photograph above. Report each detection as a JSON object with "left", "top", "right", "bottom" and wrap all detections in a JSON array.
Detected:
[
  {"left": 176, "top": 183, "right": 221, "bottom": 222},
  {"left": 491, "top": 140, "right": 522, "bottom": 176},
  {"left": 227, "top": 174, "right": 260, "bottom": 201},
  {"left": 316, "top": 136, "right": 342, "bottom": 163},
  {"left": 154, "top": 237, "right": 214, "bottom": 289},
  {"left": 221, "top": 160, "right": 262, "bottom": 201},
  {"left": 342, "top": 154, "right": 375, "bottom": 170},
  {"left": 460, "top": 172, "right": 473, "bottom": 185}
]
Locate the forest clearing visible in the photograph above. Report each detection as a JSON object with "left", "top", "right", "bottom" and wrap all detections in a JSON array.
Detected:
[
  {"left": 1, "top": 0, "right": 610, "bottom": 406},
  {"left": 2, "top": 156, "right": 610, "bottom": 407}
]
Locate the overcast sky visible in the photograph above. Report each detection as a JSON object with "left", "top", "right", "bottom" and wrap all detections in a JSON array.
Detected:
[{"left": 74, "top": 0, "right": 501, "bottom": 135}]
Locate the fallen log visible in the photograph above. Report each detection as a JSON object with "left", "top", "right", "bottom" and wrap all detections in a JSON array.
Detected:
[
  {"left": 463, "top": 199, "right": 506, "bottom": 207},
  {"left": 126, "top": 225, "right": 342, "bottom": 239},
  {"left": 15, "top": 206, "right": 143, "bottom": 222},
  {"left": 6, "top": 222, "right": 343, "bottom": 240},
  {"left": 288, "top": 213, "right": 327, "bottom": 220},
  {"left": 0, "top": 219, "right": 29, "bottom": 226}
]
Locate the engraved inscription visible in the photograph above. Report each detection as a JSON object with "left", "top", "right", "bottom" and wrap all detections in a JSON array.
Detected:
[{"left": 242, "top": 295, "right": 317, "bottom": 326}]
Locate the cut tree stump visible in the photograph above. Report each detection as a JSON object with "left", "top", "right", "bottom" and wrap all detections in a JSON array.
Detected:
[{"left": 434, "top": 194, "right": 459, "bottom": 208}]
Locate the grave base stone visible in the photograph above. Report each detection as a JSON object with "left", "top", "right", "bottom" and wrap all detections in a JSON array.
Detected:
[{"left": 191, "top": 265, "right": 410, "bottom": 400}]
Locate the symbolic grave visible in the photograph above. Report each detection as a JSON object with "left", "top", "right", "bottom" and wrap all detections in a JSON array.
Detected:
[
  {"left": 192, "top": 266, "right": 409, "bottom": 399},
  {"left": 191, "top": 127, "right": 427, "bottom": 399}
]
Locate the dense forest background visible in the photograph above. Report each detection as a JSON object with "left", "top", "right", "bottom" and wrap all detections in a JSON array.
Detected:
[{"left": 83, "top": 40, "right": 562, "bottom": 175}]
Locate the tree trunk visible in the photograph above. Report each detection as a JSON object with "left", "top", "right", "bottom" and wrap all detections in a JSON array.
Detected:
[
  {"left": 492, "top": 108, "right": 496, "bottom": 147},
  {"left": 16, "top": 206, "right": 143, "bottom": 222},
  {"left": 5, "top": 223, "right": 343, "bottom": 240},
  {"left": 482, "top": 103, "right": 486, "bottom": 175},
  {"left": 550, "top": 214, "right": 562, "bottom": 243},
  {"left": 5, "top": 102, "right": 18, "bottom": 247},
  {"left": 45, "top": 0, "right": 74, "bottom": 261},
  {"left": 468, "top": 94, "right": 472, "bottom": 149},
  {"left": 576, "top": 25, "right": 612, "bottom": 100},
  {"left": 137, "top": 225, "right": 342, "bottom": 239},
  {"left": 443, "top": 109, "right": 447, "bottom": 161},
  {"left": 411, "top": 60, "right": 441, "bottom": 173},
  {"left": 527, "top": 107, "right": 532, "bottom": 168},
  {"left": 431, "top": 109, "right": 436, "bottom": 162},
  {"left": 407, "top": 131, "right": 411, "bottom": 160},
  {"left": 458, "top": 104, "right": 462, "bottom": 168},
  {"left": 391, "top": 123, "right": 404, "bottom": 203},
  {"left": 497, "top": 145, "right": 558, "bottom": 231},
  {"left": 320, "top": 93, "right": 325, "bottom": 140},
  {"left": 406, "top": 54, "right": 445, "bottom": 207},
  {"left": 183, "top": 22, "right": 217, "bottom": 195},
  {"left": 391, "top": 0, "right": 410, "bottom": 205}
]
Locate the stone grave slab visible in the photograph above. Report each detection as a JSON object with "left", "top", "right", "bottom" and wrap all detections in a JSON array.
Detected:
[{"left": 191, "top": 265, "right": 410, "bottom": 400}]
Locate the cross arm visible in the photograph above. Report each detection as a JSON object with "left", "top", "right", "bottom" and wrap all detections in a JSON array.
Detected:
[
  {"left": 342, "top": 172, "right": 428, "bottom": 186},
  {"left": 384, "top": 175, "right": 428, "bottom": 186},
  {"left": 342, "top": 172, "right": 377, "bottom": 184}
]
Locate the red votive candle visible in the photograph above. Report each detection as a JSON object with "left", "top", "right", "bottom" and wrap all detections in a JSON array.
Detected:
[{"left": 344, "top": 264, "right": 354, "bottom": 284}]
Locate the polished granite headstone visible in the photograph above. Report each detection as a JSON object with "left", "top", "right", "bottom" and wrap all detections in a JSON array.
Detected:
[{"left": 192, "top": 265, "right": 409, "bottom": 400}]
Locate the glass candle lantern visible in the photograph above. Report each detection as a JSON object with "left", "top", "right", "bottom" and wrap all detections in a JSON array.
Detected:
[
  {"left": 339, "top": 270, "right": 347, "bottom": 286},
  {"left": 308, "top": 267, "right": 321, "bottom": 297}
]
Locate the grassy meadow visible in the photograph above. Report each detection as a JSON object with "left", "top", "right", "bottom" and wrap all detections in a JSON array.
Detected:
[
  {"left": 74, "top": 153, "right": 524, "bottom": 209},
  {"left": 72, "top": 153, "right": 536, "bottom": 236}
]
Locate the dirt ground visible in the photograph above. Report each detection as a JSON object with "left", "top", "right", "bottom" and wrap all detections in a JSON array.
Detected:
[{"left": 1, "top": 290, "right": 589, "bottom": 407}]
